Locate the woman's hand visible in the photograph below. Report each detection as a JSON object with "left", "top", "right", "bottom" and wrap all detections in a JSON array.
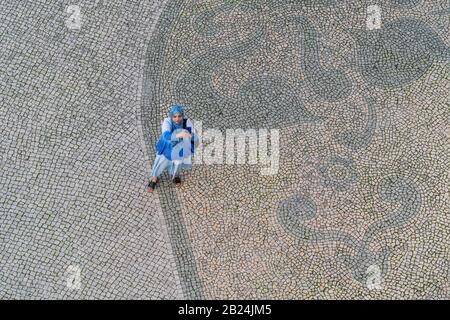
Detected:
[{"left": 175, "top": 132, "right": 192, "bottom": 139}]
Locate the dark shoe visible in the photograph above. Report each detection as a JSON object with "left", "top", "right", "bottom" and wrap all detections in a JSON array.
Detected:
[
  {"left": 172, "top": 176, "right": 181, "bottom": 184},
  {"left": 147, "top": 180, "right": 157, "bottom": 192}
]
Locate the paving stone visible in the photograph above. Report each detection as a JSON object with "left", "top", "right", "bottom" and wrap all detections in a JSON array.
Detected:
[{"left": 1, "top": 0, "right": 449, "bottom": 300}]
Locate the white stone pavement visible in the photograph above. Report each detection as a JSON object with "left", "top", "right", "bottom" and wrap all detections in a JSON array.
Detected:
[{"left": 0, "top": 0, "right": 183, "bottom": 299}]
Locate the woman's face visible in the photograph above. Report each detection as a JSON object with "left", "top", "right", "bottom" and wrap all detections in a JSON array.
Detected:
[{"left": 172, "top": 113, "right": 182, "bottom": 124}]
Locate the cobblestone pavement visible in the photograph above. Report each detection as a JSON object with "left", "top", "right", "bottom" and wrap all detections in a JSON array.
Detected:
[
  {"left": 2, "top": 0, "right": 450, "bottom": 299},
  {"left": 1, "top": 0, "right": 182, "bottom": 299}
]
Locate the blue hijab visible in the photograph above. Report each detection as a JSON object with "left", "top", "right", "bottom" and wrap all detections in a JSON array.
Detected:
[{"left": 169, "top": 104, "right": 185, "bottom": 130}]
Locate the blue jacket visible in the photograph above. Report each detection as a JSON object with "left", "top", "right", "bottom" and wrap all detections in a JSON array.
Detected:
[{"left": 155, "top": 118, "right": 198, "bottom": 161}]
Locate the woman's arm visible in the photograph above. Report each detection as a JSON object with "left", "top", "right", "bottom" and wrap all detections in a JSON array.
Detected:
[{"left": 161, "top": 118, "right": 182, "bottom": 142}]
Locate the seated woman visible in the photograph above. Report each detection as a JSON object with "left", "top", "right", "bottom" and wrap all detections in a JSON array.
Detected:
[{"left": 147, "top": 104, "right": 198, "bottom": 192}]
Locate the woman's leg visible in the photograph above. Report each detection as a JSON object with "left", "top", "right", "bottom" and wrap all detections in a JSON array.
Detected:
[
  {"left": 148, "top": 154, "right": 170, "bottom": 191},
  {"left": 169, "top": 159, "right": 183, "bottom": 182}
]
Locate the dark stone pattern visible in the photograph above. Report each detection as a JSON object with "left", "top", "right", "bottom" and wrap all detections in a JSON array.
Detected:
[
  {"left": 355, "top": 17, "right": 450, "bottom": 89},
  {"left": 2, "top": 0, "right": 448, "bottom": 299},
  {"left": 139, "top": 0, "right": 449, "bottom": 299},
  {"left": 318, "top": 155, "right": 358, "bottom": 192},
  {"left": 334, "top": 96, "right": 377, "bottom": 151},
  {"left": 277, "top": 173, "right": 423, "bottom": 286}
]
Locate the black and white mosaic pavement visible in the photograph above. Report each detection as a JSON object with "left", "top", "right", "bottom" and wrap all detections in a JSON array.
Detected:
[{"left": 1, "top": 0, "right": 449, "bottom": 299}]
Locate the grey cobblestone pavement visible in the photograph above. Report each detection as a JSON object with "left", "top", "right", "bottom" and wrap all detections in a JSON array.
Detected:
[
  {"left": 1, "top": 0, "right": 182, "bottom": 299},
  {"left": 1, "top": 0, "right": 449, "bottom": 299}
]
